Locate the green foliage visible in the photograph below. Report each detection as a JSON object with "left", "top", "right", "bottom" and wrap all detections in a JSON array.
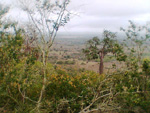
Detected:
[
  {"left": 44, "top": 68, "right": 103, "bottom": 112},
  {"left": 0, "top": 16, "right": 41, "bottom": 112},
  {"left": 121, "top": 21, "right": 150, "bottom": 64},
  {"left": 83, "top": 30, "right": 127, "bottom": 62},
  {"left": 82, "top": 36, "right": 100, "bottom": 60},
  {"left": 143, "top": 58, "right": 150, "bottom": 74},
  {"left": 113, "top": 67, "right": 150, "bottom": 112}
]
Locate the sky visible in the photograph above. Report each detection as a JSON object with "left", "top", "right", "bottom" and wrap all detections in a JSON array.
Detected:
[{"left": 1, "top": 0, "right": 150, "bottom": 35}]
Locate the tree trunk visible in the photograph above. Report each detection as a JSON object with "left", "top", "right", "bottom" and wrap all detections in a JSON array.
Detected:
[
  {"left": 99, "top": 52, "right": 104, "bottom": 75},
  {"left": 36, "top": 50, "right": 48, "bottom": 111}
]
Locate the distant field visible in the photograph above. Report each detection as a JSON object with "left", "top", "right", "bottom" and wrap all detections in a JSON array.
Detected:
[{"left": 48, "top": 38, "right": 150, "bottom": 74}]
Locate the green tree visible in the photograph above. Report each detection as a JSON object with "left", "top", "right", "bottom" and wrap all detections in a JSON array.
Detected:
[
  {"left": 18, "top": 0, "right": 71, "bottom": 110},
  {"left": 121, "top": 20, "right": 150, "bottom": 66},
  {"left": 83, "top": 30, "right": 126, "bottom": 74}
]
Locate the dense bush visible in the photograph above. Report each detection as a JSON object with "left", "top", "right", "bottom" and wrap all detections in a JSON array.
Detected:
[{"left": 0, "top": 32, "right": 150, "bottom": 112}]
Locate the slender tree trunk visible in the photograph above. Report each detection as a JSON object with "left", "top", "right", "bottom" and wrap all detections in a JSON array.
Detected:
[
  {"left": 99, "top": 52, "right": 104, "bottom": 75},
  {"left": 37, "top": 50, "right": 48, "bottom": 111}
]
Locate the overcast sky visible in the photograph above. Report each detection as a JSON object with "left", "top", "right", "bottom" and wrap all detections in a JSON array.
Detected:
[{"left": 1, "top": 0, "right": 150, "bottom": 34}]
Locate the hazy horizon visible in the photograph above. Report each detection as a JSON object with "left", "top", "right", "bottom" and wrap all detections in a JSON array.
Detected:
[{"left": 0, "top": 0, "right": 150, "bottom": 35}]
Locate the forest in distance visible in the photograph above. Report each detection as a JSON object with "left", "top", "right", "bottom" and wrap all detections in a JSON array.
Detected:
[{"left": 0, "top": 0, "right": 150, "bottom": 113}]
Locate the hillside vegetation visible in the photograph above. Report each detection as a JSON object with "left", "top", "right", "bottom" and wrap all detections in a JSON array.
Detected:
[{"left": 0, "top": 2, "right": 150, "bottom": 113}]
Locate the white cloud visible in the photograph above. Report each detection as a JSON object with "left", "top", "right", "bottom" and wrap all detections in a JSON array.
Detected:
[
  {"left": 1, "top": 0, "right": 150, "bottom": 33},
  {"left": 62, "top": 0, "right": 150, "bottom": 33}
]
